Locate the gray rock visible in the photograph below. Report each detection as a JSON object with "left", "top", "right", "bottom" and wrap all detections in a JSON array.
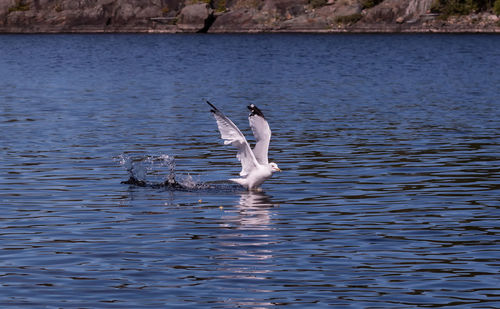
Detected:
[
  {"left": 177, "top": 3, "right": 213, "bottom": 32},
  {"left": 333, "top": 0, "right": 362, "bottom": 18},
  {"left": 262, "top": 0, "right": 307, "bottom": 18},
  {"left": 210, "top": 8, "right": 262, "bottom": 32},
  {"left": 362, "top": 0, "right": 410, "bottom": 24}
]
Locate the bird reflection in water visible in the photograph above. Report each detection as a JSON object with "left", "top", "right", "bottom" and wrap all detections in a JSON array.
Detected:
[
  {"left": 218, "top": 190, "right": 276, "bottom": 263},
  {"left": 215, "top": 191, "right": 278, "bottom": 307},
  {"left": 221, "top": 191, "right": 277, "bottom": 231}
]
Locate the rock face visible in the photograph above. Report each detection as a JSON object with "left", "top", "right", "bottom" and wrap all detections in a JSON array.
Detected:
[
  {"left": 0, "top": 0, "right": 168, "bottom": 32},
  {"left": 177, "top": 3, "right": 214, "bottom": 32},
  {"left": 0, "top": 0, "right": 499, "bottom": 33}
]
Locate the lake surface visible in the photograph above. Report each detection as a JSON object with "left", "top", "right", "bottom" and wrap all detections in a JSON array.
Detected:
[{"left": 1, "top": 33, "right": 499, "bottom": 308}]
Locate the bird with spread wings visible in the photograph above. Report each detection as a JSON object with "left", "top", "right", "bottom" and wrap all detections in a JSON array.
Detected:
[{"left": 207, "top": 101, "right": 281, "bottom": 190}]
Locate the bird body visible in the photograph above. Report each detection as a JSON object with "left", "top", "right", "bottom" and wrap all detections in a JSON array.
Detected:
[
  {"left": 207, "top": 101, "right": 280, "bottom": 190},
  {"left": 229, "top": 163, "right": 273, "bottom": 189}
]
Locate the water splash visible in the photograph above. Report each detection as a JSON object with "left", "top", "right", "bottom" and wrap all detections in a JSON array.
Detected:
[
  {"left": 143, "top": 154, "right": 176, "bottom": 184},
  {"left": 179, "top": 173, "right": 207, "bottom": 190},
  {"left": 115, "top": 153, "right": 132, "bottom": 173},
  {"left": 115, "top": 153, "right": 213, "bottom": 190}
]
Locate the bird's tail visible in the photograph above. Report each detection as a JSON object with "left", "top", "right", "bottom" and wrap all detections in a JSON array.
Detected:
[{"left": 229, "top": 178, "right": 247, "bottom": 188}]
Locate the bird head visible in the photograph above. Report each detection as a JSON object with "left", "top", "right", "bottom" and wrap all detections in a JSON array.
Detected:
[{"left": 269, "top": 162, "right": 281, "bottom": 173}]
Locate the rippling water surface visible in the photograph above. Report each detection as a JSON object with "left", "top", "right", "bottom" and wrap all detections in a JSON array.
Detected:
[{"left": 1, "top": 34, "right": 499, "bottom": 308}]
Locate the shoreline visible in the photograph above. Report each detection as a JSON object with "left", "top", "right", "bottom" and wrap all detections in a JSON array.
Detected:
[
  {"left": 2, "top": 0, "right": 500, "bottom": 35},
  {"left": 2, "top": 23, "right": 500, "bottom": 34},
  {"left": 2, "top": 29, "right": 500, "bottom": 34}
]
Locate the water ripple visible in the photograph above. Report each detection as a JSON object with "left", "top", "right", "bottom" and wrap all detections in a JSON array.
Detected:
[{"left": 1, "top": 34, "right": 500, "bottom": 308}]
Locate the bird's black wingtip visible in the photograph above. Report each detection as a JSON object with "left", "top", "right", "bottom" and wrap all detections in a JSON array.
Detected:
[
  {"left": 206, "top": 100, "right": 217, "bottom": 113},
  {"left": 247, "top": 103, "right": 265, "bottom": 118}
]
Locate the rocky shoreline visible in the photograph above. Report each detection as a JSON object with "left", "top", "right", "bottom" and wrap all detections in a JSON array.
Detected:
[{"left": 1, "top": 0, "right": 500, "bottom": 34}]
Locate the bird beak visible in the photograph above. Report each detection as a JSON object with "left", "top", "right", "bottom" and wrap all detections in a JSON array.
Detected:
[{"left": 276, "top": 168, "right": 282, "bottom": 172}]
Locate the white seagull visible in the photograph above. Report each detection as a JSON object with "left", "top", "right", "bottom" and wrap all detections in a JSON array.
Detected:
[{"left": 207, "top": 101, "right": 281, "bottom": 190}]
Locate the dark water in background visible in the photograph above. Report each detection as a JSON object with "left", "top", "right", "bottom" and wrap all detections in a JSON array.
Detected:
[{"left": 1, "top": 34, "right": 500, "bottom": 308}]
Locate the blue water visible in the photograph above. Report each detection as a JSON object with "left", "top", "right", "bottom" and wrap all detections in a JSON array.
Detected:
[{"left": 1, "top": 34, "right": 500, "bottom": 308}]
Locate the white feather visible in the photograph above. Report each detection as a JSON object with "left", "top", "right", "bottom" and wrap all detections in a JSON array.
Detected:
[
  {"left": 249, "top": 112, "right": 271, "bottom": 165},
  {"left": 208, "top": 102, "right": 258, "bottom": 178}
]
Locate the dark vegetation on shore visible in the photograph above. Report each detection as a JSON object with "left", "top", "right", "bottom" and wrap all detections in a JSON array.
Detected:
[{"left": 431, "top": 0, "right": 500, "bottom": 17}]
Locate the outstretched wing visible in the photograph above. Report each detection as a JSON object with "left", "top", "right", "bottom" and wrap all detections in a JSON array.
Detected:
[
  {"left": 247, "top": 104, "right": 271, "bottom": 165},
  {"left": 207, "top": 101, "right": 259, "bottom": 177}
]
